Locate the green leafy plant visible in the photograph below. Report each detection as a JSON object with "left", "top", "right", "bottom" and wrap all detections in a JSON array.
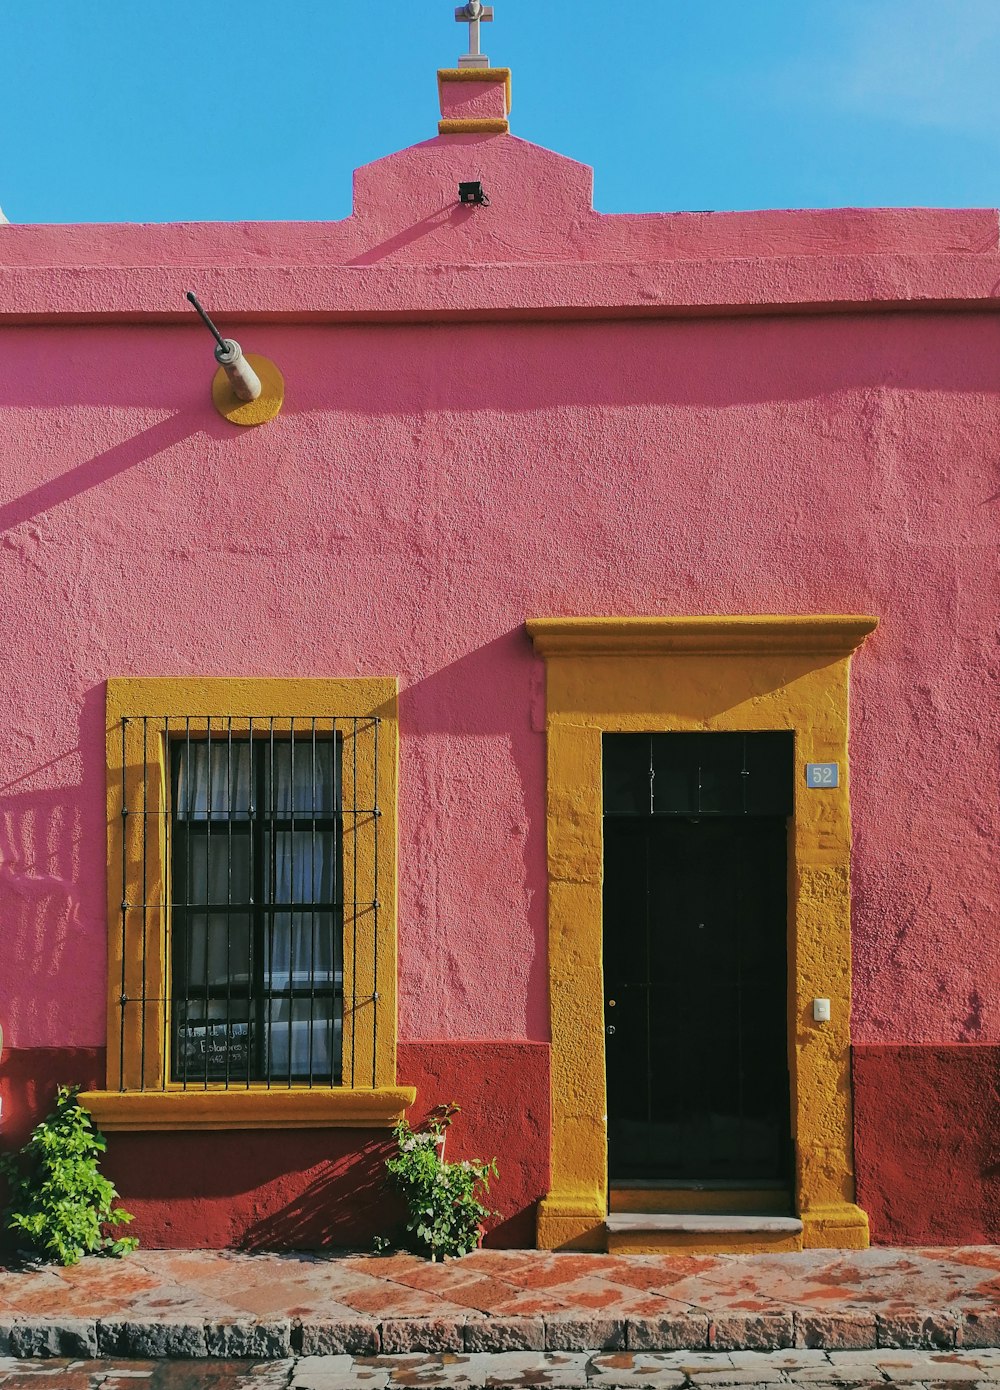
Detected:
[
  {"left": 0, "top": 1085, "right": 138, "bottom": 1266},
  {"left": 385, "top": 1103, "right": 498, "bottom": 1260}
]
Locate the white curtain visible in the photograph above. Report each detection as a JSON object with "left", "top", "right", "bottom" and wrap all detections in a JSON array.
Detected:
[{"left": 176, "top": 739, "right": 340, "bottom": 1079}]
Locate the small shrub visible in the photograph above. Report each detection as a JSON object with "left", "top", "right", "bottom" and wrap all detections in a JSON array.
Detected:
[
  {"left": 0, "top": 1085, "right": 138, "bottom": 1265},
  {"left": 385, "top": 1102, "right": 497, "bottom": 1260}
]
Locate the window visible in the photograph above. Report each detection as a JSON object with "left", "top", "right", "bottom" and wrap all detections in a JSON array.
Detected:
[
  {"left": 171, "top": 734, "right": 342, "bottom": 1087},
  {"left": 82, "top": 678, "right": 412, "bottom": 1131}
]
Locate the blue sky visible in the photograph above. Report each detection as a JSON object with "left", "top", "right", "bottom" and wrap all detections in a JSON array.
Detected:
[{"left": 3, "top": 0, "right": 1000, "bottom": 224}]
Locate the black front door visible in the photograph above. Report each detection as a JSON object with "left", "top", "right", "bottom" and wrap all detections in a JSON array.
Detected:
[{"left": 602, "top": 732, "right": 793, "bottom": 1183}]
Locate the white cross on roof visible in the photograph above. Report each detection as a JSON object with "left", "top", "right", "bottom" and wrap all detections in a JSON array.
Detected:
[{"left": 455, "top": 0, "right": 494, "bottom": 69}]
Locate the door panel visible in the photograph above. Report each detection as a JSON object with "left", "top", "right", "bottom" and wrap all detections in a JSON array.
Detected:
[{"left": 604, "top": 815, "right": 790, "bottom": 1182}]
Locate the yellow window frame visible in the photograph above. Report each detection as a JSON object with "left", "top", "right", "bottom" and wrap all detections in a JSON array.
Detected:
[{"left": 81, "top": 677, "right": 414, "bottom": 1131}]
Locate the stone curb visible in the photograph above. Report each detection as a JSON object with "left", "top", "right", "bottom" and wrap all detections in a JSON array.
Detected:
[
  {"left": 710, "top": 1314, "right": 794, "bottom": 1352},
  {"left": 0, "top": 1308, "right": 991, "bottom": 1359},
  {"left": 875, "top": 1310, "right": 959, "bottom": 1349},
  {"left": 300, "top": 1321, "right": 381, "bottom": 1357},
  {"left": 545, "top": 1317, "right": 628, "bottom": 1352},
  {"left": 7, "top": 1318, "right": 98, "bottom": 1359},
  {"left": 793, "top": 1312, "right": 878, "bottom": 1350}
]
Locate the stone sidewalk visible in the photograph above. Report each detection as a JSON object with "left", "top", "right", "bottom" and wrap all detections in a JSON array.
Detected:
[
  {"left": 10, "top": 1348, "right": 1000, "bottom": 1388},
  {"left": 0, "top": 1248, "right": 999, "bottom": 1363}
]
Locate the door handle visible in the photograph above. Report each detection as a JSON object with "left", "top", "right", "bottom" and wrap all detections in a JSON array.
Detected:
[{"left": 606, "top": 1025, "right": 616, "bottom": 1036}]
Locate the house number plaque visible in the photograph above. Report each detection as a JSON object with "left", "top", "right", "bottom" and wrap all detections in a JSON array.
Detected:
[{"left": 806, "top": 762, "right": 839, "bottom": 788}]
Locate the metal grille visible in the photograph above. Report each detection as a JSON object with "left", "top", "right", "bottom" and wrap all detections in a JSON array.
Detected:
[{"left": 114, "top": 715, "right": 381, "bottom": 1091}]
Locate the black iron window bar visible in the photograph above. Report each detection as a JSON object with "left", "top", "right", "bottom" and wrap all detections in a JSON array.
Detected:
[{"left": 116, "top": 715, "right": 381, "bottom": 1092}]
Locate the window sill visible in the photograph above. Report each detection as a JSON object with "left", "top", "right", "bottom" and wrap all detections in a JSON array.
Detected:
[{"left": 79, "top": 1086, "right": 416, "bottom": 1132}]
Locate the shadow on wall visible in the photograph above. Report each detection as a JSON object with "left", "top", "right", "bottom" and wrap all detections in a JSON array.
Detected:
[
  {"left": 98, "top": 1041, "right": 550, "bottom": 1251},
  {"left": 241, "top": 1139, "right": 404, "bottom": 1252},
  {"left": 6, "top": 315, "right": 1000, "bottom": 415},
  {"left": 397, "top": 629, "right": 548, "bottom": 1042},
  {"left": 0, "top": 1049, "right": 105, "bottom": 1251},
  {"left": 0, "top": 413, "right": 198, "bottom": 535},
  {"left": 0, "top": 784, "right": 83, "bottom": 991},
  {"left": 0, "top": 685, "right": 109, "bottom": 1049},
  {"left": 347, "top": 201, "right": 477, "bottom": 267},
  {"left": 0, "top": 1050, "right": 104, "bottom": 1153},
  {"left": 0, "top": 329, "right": 275, "bottom": 535},
  {"left": 0, "top": 1041, "right": 549, "bottom": 1251},
  {"left": 100, "top": 1129, "right": 404, "bottom": 1252},
  {"left": 398, "top": 1041, "right": 550, "bottom": 1251}
]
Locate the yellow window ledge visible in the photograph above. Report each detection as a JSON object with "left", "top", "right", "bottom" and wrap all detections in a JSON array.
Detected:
[{"left": 80, "top": 1086, "right": 416, "bottom": 1132}]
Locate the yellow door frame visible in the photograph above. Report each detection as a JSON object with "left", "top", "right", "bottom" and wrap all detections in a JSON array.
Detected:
[{"left": 526, "top": 615, "right": 877, "bottom": 1252}]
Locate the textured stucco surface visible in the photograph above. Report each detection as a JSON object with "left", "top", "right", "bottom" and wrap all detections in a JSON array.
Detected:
[
  {"left": 438, "top": 72, "right": 509, "bottom": 124},
  {"left": 0, "top": 1043, "right": 549, "bottom": 1249},
  {"left": 0, "top": 121, "right": 998, "bottom": 1245},
  {"left": 854, "top": 1045, "right": 1000, "bottom": 1244},
  {"left": 0, "top": 310, "right": 996, "bottom": 1049},
  {"left": 1, "top": 135, "right": 999, "bottom": 324}
]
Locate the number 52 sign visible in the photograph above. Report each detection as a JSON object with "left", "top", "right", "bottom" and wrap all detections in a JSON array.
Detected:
[{"left": 806, "top": 763, "right": 839, "bottom": 788}]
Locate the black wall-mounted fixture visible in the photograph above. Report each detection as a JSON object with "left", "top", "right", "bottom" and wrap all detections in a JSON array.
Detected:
[{"left": 458, "top": 181, "right": 490, "bottom": 207}]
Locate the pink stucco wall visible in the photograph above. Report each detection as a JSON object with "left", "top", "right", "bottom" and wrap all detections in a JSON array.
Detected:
[{"left": 0, "top": 126, "right": 998, "bottom": 1065}]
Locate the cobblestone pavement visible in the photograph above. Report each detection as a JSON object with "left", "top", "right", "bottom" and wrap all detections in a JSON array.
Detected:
[
  {"left": 9, "top": 1348, "right": 1000, "bottom": 1388},
  {"left": 1, "top": 1249, "right": 999, "bottom": 1361}
]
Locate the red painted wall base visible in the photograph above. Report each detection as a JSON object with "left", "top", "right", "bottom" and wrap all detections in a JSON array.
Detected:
[
  {"left": 0, "top": 1047, "right": 104, "bottom": 1148},
  {"left": 8, "top": 1043, "right": 1000, "bottom": 1249},
  {"left": 0, "top": 1042, "right": 550, "bottom": 1251},
  {"left": 854, "top": 1044, "right": 1000, "bottom": 1244}
]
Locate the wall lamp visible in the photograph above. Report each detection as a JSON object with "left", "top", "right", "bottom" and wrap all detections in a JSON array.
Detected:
[{"left": 186, "top": 291, "right": 284, "bottom": 426}]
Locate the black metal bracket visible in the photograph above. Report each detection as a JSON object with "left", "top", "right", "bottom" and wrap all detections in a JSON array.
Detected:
[{"left": 458, "top": 180, "right": 490, "bottom": 207}]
